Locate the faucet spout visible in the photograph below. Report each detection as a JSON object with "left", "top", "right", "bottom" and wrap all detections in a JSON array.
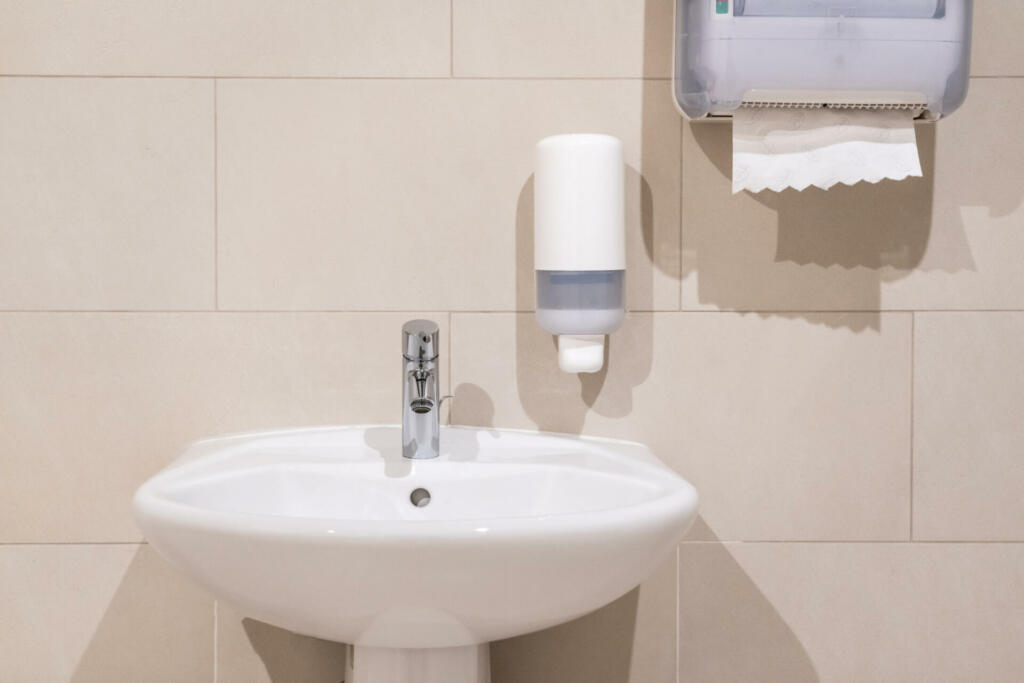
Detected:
[
  {"left": 407, "top": 366, "right": 436, "bottom": 413},
  {"left": 402, "top": 320, "right": 441, "bottom": 459}
]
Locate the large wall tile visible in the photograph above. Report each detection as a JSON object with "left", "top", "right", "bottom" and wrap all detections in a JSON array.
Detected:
[
  {"left": 492, "top": 555, "right": 676, "bottom": 683},
  {"left": 0, "top": 544, "right": 212, "bottom": 682},
  {"left": 450, "top": 312, "right": 911, "bottom": 541},
  {"left": 679, "top": 542, "right": 1024, "bottom": 683},
  {"left": 0, "top": 1, "right": 450, "bottom": 77},
  {"left": 0, "top": 78, "right": 213, "bottom": 310},
  {"left": 914, "top": 312, "right": 1024, "bottom": 540},
  {"left": 217, "top": 79, "right": 680, "bottom": 311},
  {"left": 0, "top": 312, "right": 448, "bottom": 542},
  {"left": 681, "top": 79, "right": 1024, "bottom": 313},
  {"left": 452, "top": 0, "right": 672, "bottom": 78},
  {"left": 216, "top": 602, "right": 346, "bottom": 683},
  {"left": 972, "top": 3, "right": 1024, "bottom": 76}
]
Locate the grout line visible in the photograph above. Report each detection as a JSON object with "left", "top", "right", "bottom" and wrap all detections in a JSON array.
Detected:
[
  {"left": 2, "top": 309, "right": 1023, "bottom": 315},
  {"left": 0, "top": 541, "right": 144, "bottom": 546},
  {"left": 213, "top": 601, "right": 219, "bottom": 683},
  {"left": 447, "top": 310, "right": 453, "bottom": 425},
  {"left": 680, "top": 539, "right": 1024, "bottom": 544},
  {"left": 213, "top": 79, "right": 219, "bottom": 311},
  {"left": 0, "top": 309, "right": 467, "bottom": 314},
  {"left": 663, "top": 309, "right": 1024, "bottom": 314},
  {"left": 910, "top": 312, "right": 915, "bottom": 541},
  {"left": 674, "top": 545, "right": 681, "bottom": 683},
  {"left": 678, "top": 115, "right": 685, "bottom": 312},
  {"left": 1, "top": 309, "right": 1022, "bottom": 315},
  {"left": 449, "top": 0, "right": 454, "bottom": 78},
  {"left": 0, "top": 73, "right": 1017, "bottom": 81},
  {"left": 0, "top": 73, "right": 676, "bottom": 81}
]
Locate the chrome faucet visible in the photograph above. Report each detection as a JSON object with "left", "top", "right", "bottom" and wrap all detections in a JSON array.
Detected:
[{"left": 402, "top": 320, "right": 442, "bottom": 459}]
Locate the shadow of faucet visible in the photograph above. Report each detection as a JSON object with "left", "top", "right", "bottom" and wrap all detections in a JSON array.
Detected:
[
  {"left": 361, "top": 425, "right": 411, "bottom": 478},
  {"left": 448, "top": 382, "right": 502, "bottom": 461}
]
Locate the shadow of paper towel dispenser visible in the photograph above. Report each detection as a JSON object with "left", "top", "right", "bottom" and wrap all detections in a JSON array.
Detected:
[{"left": 673, "top": 0, "right": 973, "bottom": 121}]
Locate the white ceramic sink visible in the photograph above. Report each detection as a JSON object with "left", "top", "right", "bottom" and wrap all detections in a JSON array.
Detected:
[{"left": 134, "top": 425, "right": 698, "bottom": 683}]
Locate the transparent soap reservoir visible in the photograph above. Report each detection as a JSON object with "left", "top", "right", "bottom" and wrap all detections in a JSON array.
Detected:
[{"left": 536, "top": 270, "right": 625, "bottom": 336}]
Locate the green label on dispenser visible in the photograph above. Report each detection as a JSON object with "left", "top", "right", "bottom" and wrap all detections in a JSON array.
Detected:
[{"left": 715, "top": 0, "right": 729, "bottom": 14}]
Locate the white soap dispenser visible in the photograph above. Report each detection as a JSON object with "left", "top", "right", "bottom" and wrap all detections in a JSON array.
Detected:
[{"left": 534, "top": 134, "right": 626, "bottom": 374}]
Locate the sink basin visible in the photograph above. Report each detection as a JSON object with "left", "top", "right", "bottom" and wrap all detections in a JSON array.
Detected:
[{"left": 134, "top": 425, "right": 698, "bottom": 682}]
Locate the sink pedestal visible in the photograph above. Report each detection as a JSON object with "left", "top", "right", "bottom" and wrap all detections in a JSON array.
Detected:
[{"left": 346, "top": 644, "right": 491, "bottom": 683}]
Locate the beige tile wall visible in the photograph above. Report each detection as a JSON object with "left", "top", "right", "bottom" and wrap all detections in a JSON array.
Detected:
[
  {"left": 0, "top": 79, "right": 214, "bottom": 310},
  {"left": 0, "top": 1, "right": 1021, "bottom": 682}
]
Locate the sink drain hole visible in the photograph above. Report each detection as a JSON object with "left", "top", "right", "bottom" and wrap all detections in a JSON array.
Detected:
[{"left": 410, "top": 488, "right": 431, "bottom": 508}]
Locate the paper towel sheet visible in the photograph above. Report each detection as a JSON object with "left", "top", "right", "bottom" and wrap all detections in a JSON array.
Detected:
[{"left": 732, "top": 108, "right": 923, "bottom": 194}]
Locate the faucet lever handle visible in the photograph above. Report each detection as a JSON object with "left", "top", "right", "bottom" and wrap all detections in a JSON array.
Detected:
[
  {"left": 439, "top": 394, "right": 455, "bottom": 424},
  {"left": 402, "top": 319, "right": 440, "bottom": 361}
]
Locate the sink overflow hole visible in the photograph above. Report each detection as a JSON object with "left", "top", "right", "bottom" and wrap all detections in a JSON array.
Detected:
[{"left": 410, "top": 488, "right": 431, "bottom": 508}]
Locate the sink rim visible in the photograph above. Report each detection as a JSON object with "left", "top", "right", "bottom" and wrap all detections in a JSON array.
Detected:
[{"left": 134, "top": 424, "right": 699, "bottom": 542}]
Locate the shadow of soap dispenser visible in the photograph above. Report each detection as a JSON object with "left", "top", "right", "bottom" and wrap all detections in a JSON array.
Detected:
[{"left": 534, "top": 134, "right": 626, "bottom": 374}]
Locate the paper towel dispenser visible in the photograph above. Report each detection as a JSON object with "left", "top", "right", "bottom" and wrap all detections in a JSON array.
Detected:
[{"left": 673, "top": 0, "right": 973, "bottom": 121}]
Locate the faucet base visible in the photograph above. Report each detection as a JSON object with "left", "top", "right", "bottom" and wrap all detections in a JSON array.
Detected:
[{"left": 346, "top": 644, "right": 491, "bottom": 683}]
